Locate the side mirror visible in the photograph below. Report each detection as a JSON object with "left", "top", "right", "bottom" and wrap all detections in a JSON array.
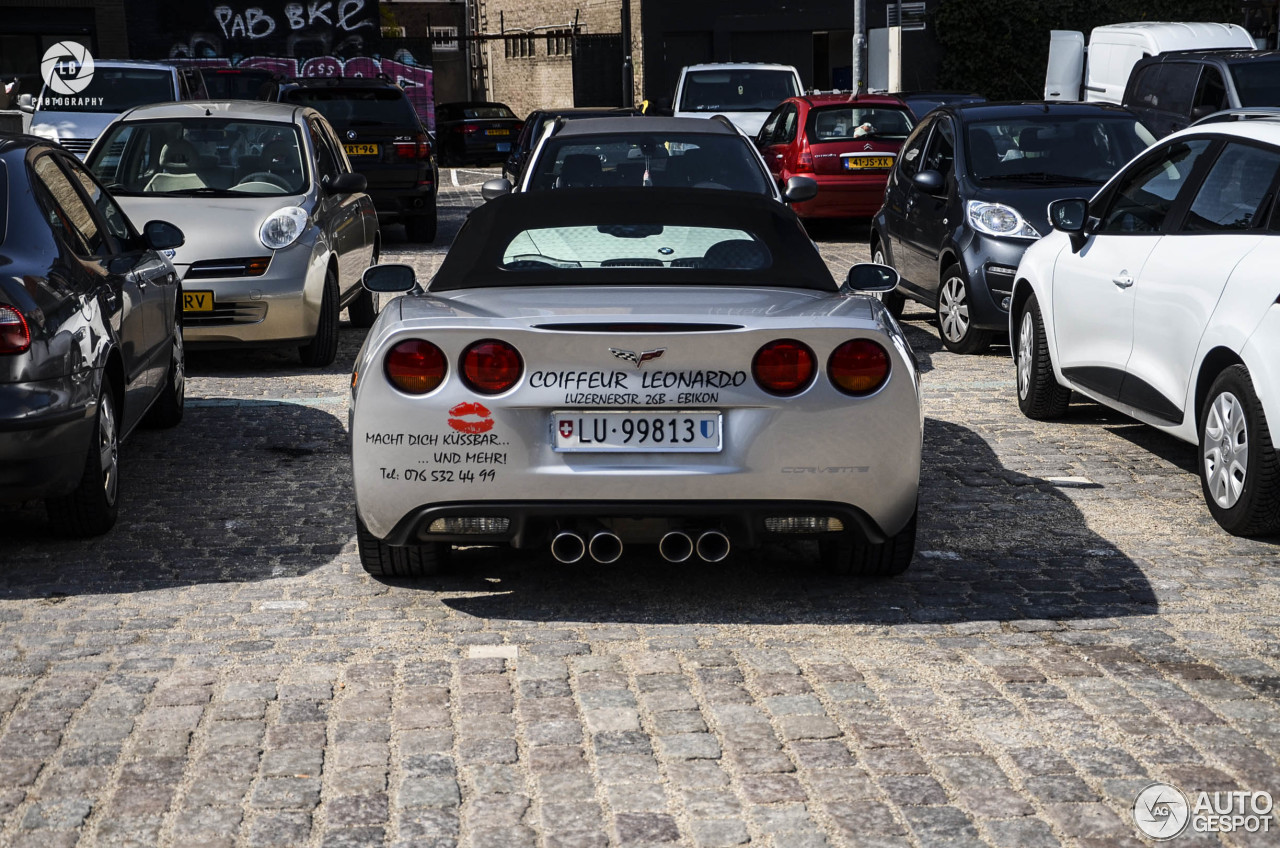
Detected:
[
  {"left": 1049, "top": 197, "right": 1090, "bottom": 252},
  {"left": 17, "top": 93, "right": 34, "bottom": 113},
  {"left": 363, "top": 263, "right": 418, "bottom": 294},
  {"left": 783, "top": 176, "right": 818, "bottom": 203},
  {"left": 844, "top": 262, "right": 901, "bottom": 293},
  {"left": 912, "top": 169, "right": 944, "bottom": 194},
  {"left": 1190, "top": 105, "right": 1217, "bottom": 122},
  {"left": 326, "top": 172, "right": 367, "bottom": 194},
  {"left": 481, "top": 177, "right": 512, "bottom": 201},
  {"left": 144, "top": 220, "right": 185, "bottom": 251}
]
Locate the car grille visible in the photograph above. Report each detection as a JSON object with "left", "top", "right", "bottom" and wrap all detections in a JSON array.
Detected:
[
  {"left": 185, "top": 257, "right": 271, "bottom": 279},
  {"left": 59, "top": 138, "right": 93, "bottom": 156},
  {"left": 183, "top": 301, "right": 267, "bottom": 327}
]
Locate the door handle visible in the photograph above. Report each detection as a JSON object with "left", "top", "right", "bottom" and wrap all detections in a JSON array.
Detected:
[
  {"left": 774, "top": 154, "right": 783, "bottom": 159},
  {"left": 1112, "top": 273, "right": 1134, "bottom": 289}
]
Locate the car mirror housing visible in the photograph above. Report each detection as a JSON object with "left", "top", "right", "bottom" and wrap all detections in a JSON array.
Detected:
[
  {"left": 363, "top": 263, "right": 419, "bottom": 294},
  {"left": 143, "top": 220, "right": 185, "bottom": 251},
  {"left": 912, "top": 169, "right": 944, "bottom": 194},
  {"left": 326, "top": 172, "right": 367, "bottom": 194},
  {"left": 845, "top": 262, "right": 901, "bottom": 293},
  {"left": 17, "top": 93, "right": 34, "bottom": 113},
  {"left": 783, "top": 176, "right": 819, "bottom": 203},
  {"left": 1048, "top": 198, "right": 1089, "bottom": 233},
  {"left": 481, "top": 178, "right": 512, "bottom": 201}
]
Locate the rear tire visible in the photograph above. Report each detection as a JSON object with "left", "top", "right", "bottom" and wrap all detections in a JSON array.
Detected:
[
  {"left": 356, "top": 513, "right": 447, "bottom": 576},
  {"left": 820, "top": 508, "right": 917, "bottom": 577},
  {"left": 1015, "top": 294, "right": 1071, "bottom": 420},
  {"left": 406, "top": 205, "right": 437, "bottom": 244},
  {"left": 47, "top": 382, "right": 120, "bottom": 537},
  {"left": 937, "top": 264, "right": 991, "bottom": 354},
  {"left": 871, "top": 243, "right": 905, "bottom": 320},
  {"left": 1199, "top": 365, "right": 1280, "bottom": 536},
  {"left": 299, "top": 268, "right": 339, "bottom": 367}
]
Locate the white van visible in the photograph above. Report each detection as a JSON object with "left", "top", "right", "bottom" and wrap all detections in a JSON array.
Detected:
[
  {"left": 1044, "top": 22, "right": 1255, "bottom": 104},
  {"left": 19, "top": 61, "right": 192, "bottom": 158},
  {"left": 672, "top": 63, "right": 804, "bottom": 136}
]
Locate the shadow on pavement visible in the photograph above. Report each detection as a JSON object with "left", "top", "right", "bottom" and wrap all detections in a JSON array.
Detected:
[
  {"left": 0, "top": 398, "right": 352, "bottom": 597},
  {"left": 426, "top": 416, "right": 1157, "bottom": 625}
]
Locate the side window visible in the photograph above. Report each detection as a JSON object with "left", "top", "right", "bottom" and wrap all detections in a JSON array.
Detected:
[
  {"left": 897, "top": 118, "right": 932, "bottom": 179},
  {"left": 65, "top": 157, "right": 132, "bottom": 246},
  {"left": 1151, "top": 63, "right": 1199, "bottom": 117},
  {"left": 309, "top": 119, "right": 340, "bottom": 184},
  {"left": 758, "top": 107, "right": 784, "bottom": 145},
  {"left": 1131, "top": 65, "right": 1162, "bottom": 107},
  {"left": 1097, "top": 139, "right": 1213, "bottom": 234},
  {"left": 1192, "top": 66, "right": 1228, "bottom": 117},
  {"left": 923, "top": 117, "right": 954, "bottom": 176},
  {"left": 1182, "top": 143, "right": 1280, "bottom": 232},
  {"left": 32, "top": 154, "right": 108, "bottom": 257},
  {"left": 319, "top": 120, "right": 352, "bottom": 174},
  {"left": 776, "top": 105, "right": 798, "bottom": 145}
]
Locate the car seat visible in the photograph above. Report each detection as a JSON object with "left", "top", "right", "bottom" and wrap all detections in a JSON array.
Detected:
[
  {"left": 143, "top": 140, "right": 207, "bottom": 192},
  {"left": 966, "top": 129, "right": 1002, "bottom": 177},
  {"left": 261, "top": 138, "right": 303, "bottom": 183},
  {"left": 555, "top": 153, "right": 602, "bottom": 188},
  {"left": 702, "top": 239, "right": 769, "bottom": 270}
]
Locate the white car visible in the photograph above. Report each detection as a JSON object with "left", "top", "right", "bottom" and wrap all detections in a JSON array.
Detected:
[
  {"left": 1011, "top": 119, "right": 1280, "bottom": 535},
  {"left": 672, "top": 63, "right": 804, "bottom": 136}
]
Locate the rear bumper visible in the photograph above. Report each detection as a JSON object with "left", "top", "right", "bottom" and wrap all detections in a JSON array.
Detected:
[
  {"left": 0, "top": 379, "right": 96, "bottom": 503},
  {"left": 792, "top": 174, "right": 891, "bottom": 218},
  {"left": 368, "top": 183, "right": 436, "bottom": 222},
  {"left": 375, "top": 499, "right": 888, "bottom": 549}
]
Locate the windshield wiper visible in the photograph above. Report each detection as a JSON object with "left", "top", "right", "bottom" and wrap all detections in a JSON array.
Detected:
[
  {"left": 154, "top": 187, "right": 255, "bottom": 197},
  {"left": 981, "top": 171, "right": 1091, "bottom": 183}
]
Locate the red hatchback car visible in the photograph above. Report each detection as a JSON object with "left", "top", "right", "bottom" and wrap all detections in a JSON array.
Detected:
[{"left": 755, "top": 93, "right": 915, "bottom": 218}]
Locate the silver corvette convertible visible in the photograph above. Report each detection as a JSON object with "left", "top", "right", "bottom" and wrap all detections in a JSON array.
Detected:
[{"left": 350, "top": 188, "right": 923, "bottom": 577}]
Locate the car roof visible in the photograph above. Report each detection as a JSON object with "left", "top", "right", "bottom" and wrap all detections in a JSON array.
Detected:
[
  {"left": 439, "top": 100, "right": 512, "bottom": 108},
  {"left": 682, "top": 63, "right": 797, "bottom": 71},
  {"left": 799, "top": 93, "right": 910, "bottom": 108},
  {"left": 115, "top": 100, "right": 304, "bottom": 123},
  {"left": 1168, "top": 116, "right": 1280, "bottom": 146},
  {"left": 551, "top": 116, "right": 739, "bottom": 137},
  {"left": 89, "top": 60, "right": 176, "bottom": 72},
  {"left": 0, "top": 134, "right": 61, "bottom": 155},
  {"left": 1150, "top": 48, "right": 1280, "bottom": 62},
  {"left": 945, "top": 101, "right": 1142, "bottom": 120},
  {"left": 283, "top": 76, "right": 400, "bottom": 89}
]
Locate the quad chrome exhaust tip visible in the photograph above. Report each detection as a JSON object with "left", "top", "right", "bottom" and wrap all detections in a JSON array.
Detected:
[
  {"left": 695, "top": 530, "right": 731, "bottom": 563},
  {"left": 659, "top": 531, "right": 694, "bottom": 563},
  {"left": 550, "top": 531, "right": 586, "bottom": 564},
  {"left": 588, "top": 531, "right": 623, "bottom": 564}
]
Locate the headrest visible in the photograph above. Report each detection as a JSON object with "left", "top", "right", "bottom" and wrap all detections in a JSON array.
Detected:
[{"left": 159, "top": 140, "right": 198, "bottom": 172}]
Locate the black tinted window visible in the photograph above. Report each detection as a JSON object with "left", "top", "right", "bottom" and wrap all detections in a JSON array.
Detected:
[
  {"left": 203, "top": 70, "right": 275, "bottom": 99},
  {"left": 1183, "top": 142, "right": 1280, "bottom": 232},
  {"left": 1097, "top": 139, "right": 1212, "bottom": 234},
  {"left": 1149, "top": 63, "right": 1200, "bottom": 116},
  {"left": 528, "top": 133, "right": 771, "bottom": 195},
  {"left": 32, "top": 154, "right": 106, "bottom": 256},
  {"left": 966, "top": 115, "right": 1152, "bottom": 185},
  {"left": 808, "top": 106, "right": 914, "bottom": 141},
  {"left": 285, "top": 88, "right": 418, "bottom": 127},
  {"left": 924, "top": 118, "right": 954, "bottom": 175},
  {"left": 1229, "top": 58, "right": 1280, "bottom": 107},
  {"left": 897, "top": 118, "right": 932, "bottom": 179}
]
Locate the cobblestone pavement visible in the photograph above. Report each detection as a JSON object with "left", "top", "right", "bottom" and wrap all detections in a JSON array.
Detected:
[{"left": 1, "top": 169, "right": 1278, "bottom": 848}]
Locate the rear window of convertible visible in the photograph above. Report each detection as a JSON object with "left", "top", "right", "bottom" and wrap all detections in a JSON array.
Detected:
[{"left": 501, "top": 225, "right": 770, "bottom": 271}]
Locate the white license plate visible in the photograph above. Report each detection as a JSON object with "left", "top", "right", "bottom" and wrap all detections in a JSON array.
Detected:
[{"left": 553, "top": 411, "right": 722, "bottom": 453}]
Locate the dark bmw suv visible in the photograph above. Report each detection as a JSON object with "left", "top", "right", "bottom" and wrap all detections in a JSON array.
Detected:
[
  {"left": 870, "top": 102, "right": 1152, "bottom": 353},
  {"left": 272, "top": 77, "right": 439, "bottom": 242}
]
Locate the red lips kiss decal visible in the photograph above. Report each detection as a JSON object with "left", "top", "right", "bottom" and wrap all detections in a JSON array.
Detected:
[{"left": 448, "top": 402, "right": 494, "bottom": 434}]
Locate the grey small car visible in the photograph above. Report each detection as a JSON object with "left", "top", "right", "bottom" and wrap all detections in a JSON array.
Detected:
[{"left": 86, "top": 101, "right": 379, "bottom": 367}]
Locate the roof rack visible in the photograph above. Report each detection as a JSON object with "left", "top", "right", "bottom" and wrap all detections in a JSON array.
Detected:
[{"left": 1190, "top": 107, "right": 1280, "bottom": 127}]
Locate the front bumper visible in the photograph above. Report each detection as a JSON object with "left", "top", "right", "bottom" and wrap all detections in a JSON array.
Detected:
[
  {"left": 0, "top": 378, "right": 96, "bottom": 503},
  {"left": 958, "top": 234, "right": 1033, "bottom": 331}
]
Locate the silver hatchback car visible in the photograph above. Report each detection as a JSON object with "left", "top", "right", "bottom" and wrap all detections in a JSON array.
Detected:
[{"left": 86, "top": 101, "right": 379, "bottom": 367}]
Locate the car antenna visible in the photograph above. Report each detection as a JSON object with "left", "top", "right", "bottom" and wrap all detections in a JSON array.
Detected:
[{"left": 206, "top": 107, "right": 212, "bottom": 116}]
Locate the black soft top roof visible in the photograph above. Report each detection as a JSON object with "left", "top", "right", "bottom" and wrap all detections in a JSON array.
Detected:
[{"left": 432, "top": 188, "right": 837, "bottom": 293}]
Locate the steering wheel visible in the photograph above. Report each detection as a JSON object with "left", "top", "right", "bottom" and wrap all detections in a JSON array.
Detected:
[{"left": 236, "top": 171, "right": 291, "bottom": 190}]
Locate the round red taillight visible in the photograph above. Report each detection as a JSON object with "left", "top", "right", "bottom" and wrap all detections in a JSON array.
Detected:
[
  {"left": 829, "top": 339, "right": 891, "bottom": 395},
  {"left": 0, "top": 305, "right": 31, "bottom": 355},
  {"left": 461, "top": 339, "right": 523, "bottom": 394},
  {"left": 752, "top": 339, "right": 816, "bottom": 395},
  {"left": 384, "top": 339, "right": 446, "bottom": 394}
]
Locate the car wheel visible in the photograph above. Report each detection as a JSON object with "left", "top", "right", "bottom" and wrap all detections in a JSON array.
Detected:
[
  {"left": 1015, "top": 294, "right": 1071, "bottom": 420},
  {"left": 870, "top": 243, "right": 905, "bottom": 319},
  {"left": 820, "top": 507, "right": 916, "bottom": 577},
  {"left": 299, "top": 267, "right": 339, "bottom": 368},
  {"left": 1199, "top": 365, "right": 1280, "bottom": 536},
  {"left": 347, "top": 244, "right": 380, "bottom": 329},
  {"left": 936, "top": 264, "right": 991, "bottom": 354},
  {"left": 406, "top": 206, "right": 437, "bottom": 244},
  {"left": 356, "top": 512, "right": 448, "bottom": 576},
  {"left": 144, "top": 326, "right": 185, "bottom": 428},
  {"left": 46, "top": 382, "right": 120, "bottom": 537}
]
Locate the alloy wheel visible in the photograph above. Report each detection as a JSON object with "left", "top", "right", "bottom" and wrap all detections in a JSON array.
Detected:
[
  {"left": 1017, "top": 310, "right": 1034, "bottom": 400},
  {"left": 98, "top": 395, "right": 119, "bottom": 506},
  {"left": 938, "top": 275, "right": 970, "bottom": 343},
  {"left": 869, "top": 248, "right": 889, "bottom": 302},
  {"left": 1203, "top": 390, "right": 1249, "bottom": 509}
]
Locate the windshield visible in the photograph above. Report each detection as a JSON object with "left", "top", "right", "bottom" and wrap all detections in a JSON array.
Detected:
[
  {"left": 87, "top": 118, "right": 308, "bottom": 196},
  {"left": 283, "top": 88, "right": 418, "bottom": 127},
  {"left": 808, "top": 106, "right": 915, "bottom": 142},
  {"left": 965, "top": 116, "right": 1151, "bottom": 185},
  {"left": 202, "top": 70, "right": 275, "bottom": 99},
  {"left": 502, "top": 225, "right": 769, "bottom": 270},
  {"left": 679, "top": 69, "right": 801, "bottom": 113},
  {"left": 527, "top": 133, "right": 772, "bottom": 194},
  {"left": 1228, "top": 58, "right": 1280, "bottom": 107},
  {"left": 37, "top": 68, "right": 174, "bottom": 113}
]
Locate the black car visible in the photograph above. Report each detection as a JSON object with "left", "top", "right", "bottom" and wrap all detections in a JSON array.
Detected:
[
  {"left": 898, "top": 90, "right": 987, "bottom": 120},
  {"left": 1123, "top": 49, "right": 1280, "bottom": 138},
  {"left": 0, "top": 135, "right": 186, "bottom": 535},
  {"left": 200, "top": 66, "right": 279, "bottom": 99},
  {"left": 502, "top": 107, "right": 642, "bottom": 185},
  {"left": 870, "top": 102, "right": 1153, "bottom": 353},
  {"left": 436, "top": 101, "right": 523, "bottom": 167},
  {"left": 271, "top": 77, "right": 439, "bottom": 243}
]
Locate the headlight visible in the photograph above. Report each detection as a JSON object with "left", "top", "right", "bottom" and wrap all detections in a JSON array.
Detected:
[
  {"left": 259, "top": 206, "right": 308, "bottom": 250},
  {"left": 966, "top": 201, "right": 1041, "bottom": 239}
]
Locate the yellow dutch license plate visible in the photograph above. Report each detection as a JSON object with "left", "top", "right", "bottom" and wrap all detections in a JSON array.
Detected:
[
  {"left": 183, "top": 291, "right": 213, "bottom": 312},
  {"left": 845, "top": 156, "right": 894, "bottom": 169},
  {"left": 344, "top": 143, "right": 379, "bottom": 156},
  {"left": 485, "top": 128, "right": 509, "bottom": 136}
]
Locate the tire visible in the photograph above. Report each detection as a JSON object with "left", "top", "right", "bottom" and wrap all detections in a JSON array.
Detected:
[
  {"left": 870, "top": 243, "right": 905, "bottom": 320},
  {"left": 46, "top": 382, "right": 120, "bottom": 537},
  {"left": 143, "top": 328, "right": 185, "bottom": 428},
  {"left": 405, "top": 205, "right": 437, "bottom": 244},
  {"left": 936, "top": 264, "right": 991, "bottom": 354},
  {"left": 1199, "top": 365, "right": 1280, "bottom": 537},
  {"left": 356, "top": 512, "right": 447, "bottom": 576},
  {"left": 299, "top": 267, "right": 339, "bottom": 367},
  {"left": 820, "top": 508, "right": 917, "bottom": 577},
  {"left": 347, "top": 243, "right": 380, "bottom": 329},
  {"left": 1015, "top": 294, "right": 1071, "bottom": 420}
]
